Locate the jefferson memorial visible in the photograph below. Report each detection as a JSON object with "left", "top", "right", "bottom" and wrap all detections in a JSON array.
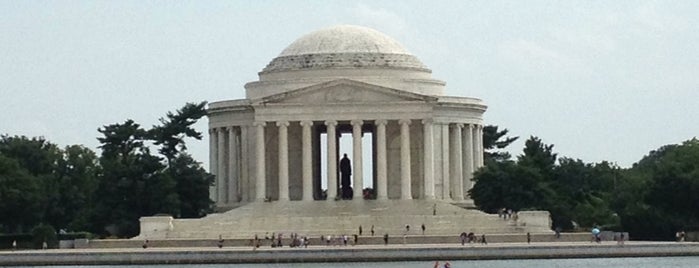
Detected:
[
  {"left": 209, "top": 25, "right": 485, "bottom": 204},
  {"left": 138, "top": 25, "right": 551, "bottom": 239}
]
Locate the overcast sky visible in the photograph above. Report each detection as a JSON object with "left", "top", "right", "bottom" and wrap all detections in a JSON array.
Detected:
[{"left": 2, "top": 1, "right": 698, "bottom": 169}]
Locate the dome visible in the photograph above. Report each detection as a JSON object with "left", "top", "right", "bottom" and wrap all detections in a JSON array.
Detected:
[
  {"left": 278, "top": 25, "right": 412, "bottom": 56},
  {"left": 261, "top": 25, "right": 427, "bottom": 74}
]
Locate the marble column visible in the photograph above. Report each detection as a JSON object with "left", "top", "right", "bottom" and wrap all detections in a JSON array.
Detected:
[
  {"left": 254, "top": 121, "right": 266, "bottom": 201},
  {"left": 277, "top": 121, "right": 290, "bottom": 201},
  {"left": 471, "top": 125, "right": 478, "bottom": 177},
  {"left": 209, "top": 128, "right": 218, "bottom": 202},
  {"left": 477, "top": 125, "right": 484, "bottom": 168},
  {"left": 300, "top": 121, "right": 313, "bottom": 201},
  {"left": 441, "top": 123, "right": 450, "bottom": 200},
  {"left": 217, "top": 127, "right": 227, "bottom": 205},
  {"left": 351, "top": 120, "right": 364, "bottom": 200},
  {"left": 399, "top": 119, "right": 412, "bottom": 200},
  {"left": 228, "top": 126, "right": 239, "bottom": 203},
  {"left": 325, "top": 120, "right": 338, "bottom": 201},
  {"left": 451, "top": 124, "right": 464, "bottom": 201},
  {"left": 375, "top": 120, "right": 388, "bottom": 200},
  {"left": 240, "top": 125, "right": 249, "bottom": 202},
  {"left": 464, "top": 124, "right": 475, "bottom": 197},
  {"left": 422, "top": 119, "right": 435, "bottom": 199}
]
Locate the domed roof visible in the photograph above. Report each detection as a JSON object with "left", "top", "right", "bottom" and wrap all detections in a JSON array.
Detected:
[
  {"left": 278, "top": 25, "right": 412, "bottom": 56},
  {"left": 261, "top": 25, "right": 427, "bottom": 74}
]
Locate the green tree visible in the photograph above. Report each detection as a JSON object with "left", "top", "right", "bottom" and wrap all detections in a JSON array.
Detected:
[
  {"left": 94, "top": 120, "right": 177, "bottom": 237},
  {"left": 617, "top": 139, "right": 699, "bottom": 240},
  {"left": 92, "top": 103, "right": 212, "bottom": 237},
  {"left": 482, "top": 125, "right": 518, "bottom": 162},
  {"left": 0, "top": 155, "right": 42, "bottom": 233},
  {"left": 550, "top": 158, "right": 618, "bottom": 230},
  {"left": 150, "top": 102, "right": 213, "bottom": 218},
  {"left": 169, "top": 154, "right": 214, "bottom": 218},
  {"left": 470, "top": 160, "right": 554, "bottom": 212},
  {"left": 150, "top": 102, "right": 207, "bottom": 162},
  {"left": 57, "top": 145, "right": 100, "bottom": 231}
]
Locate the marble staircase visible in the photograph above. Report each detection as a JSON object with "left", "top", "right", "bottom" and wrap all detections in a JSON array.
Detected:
[{"left": 136, "top": 200, "right": 552, "bottom": 239}]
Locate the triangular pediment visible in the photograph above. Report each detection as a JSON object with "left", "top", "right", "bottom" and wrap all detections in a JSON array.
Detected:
[{"left": 257, "top": 79, "right": 437, "bottom": 105}]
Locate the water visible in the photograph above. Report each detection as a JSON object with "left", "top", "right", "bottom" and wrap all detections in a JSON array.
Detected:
[{"left": 18, "top": 256, "right": 699, "bottom": 268}]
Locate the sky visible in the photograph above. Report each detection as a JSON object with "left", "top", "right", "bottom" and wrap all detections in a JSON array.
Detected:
[{"left": 2, "top": 0, "right": 698, "bottom": 170}]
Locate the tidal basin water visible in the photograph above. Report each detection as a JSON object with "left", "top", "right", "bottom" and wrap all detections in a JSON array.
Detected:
[{"left": 24, "top": 256, "right": 699, "bottom": 268}]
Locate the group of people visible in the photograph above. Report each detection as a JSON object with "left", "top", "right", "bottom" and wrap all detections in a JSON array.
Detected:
[
  {"left": 258, "top": 232, "right": 310, "bottom": 248},
  {"left": 459, "top": 232, "right": 487, "bottom": 245},
  {"left": 497, "top": 208, "right": 518, "bottom": 222},
  {"left": 676, "top": 231, "right": 686, "bottom": 242},
  {"left": 320, "top": 234, "right": 359, "bottom": 246}
]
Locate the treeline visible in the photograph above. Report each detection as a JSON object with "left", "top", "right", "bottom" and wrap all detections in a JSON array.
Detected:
[
  {"left": 2, "top": 115, "right": 696, "bottom": 241},
  {"left": 0, "top": 102, "right": 213, "bottom": 239},
  {"left": 473, "top": 130, "right": 699, "bottom": 240}
]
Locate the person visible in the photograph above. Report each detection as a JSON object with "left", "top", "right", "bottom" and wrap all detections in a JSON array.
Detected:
[
  {"left": 359, "top": 225, "right": 363, "bottom": 236},
  {"left": 218, "top": 235, "right": 224, "bottom": 248},
  {"left": 460, "top": 232, "right": 467, "bottom": 245},
  {"left": 433, "top": 203, "right": 437, "bottom": 216},
  {"left": 617, "top": 232, "right": 625, "bottom": 246},
  {"left": 42, "top": 241, "right": 48, "bottom": 250},
  {"left": 555, "top": 227, "right": 561, "bottom": 239},
  {"left": 680, "top": 231, "right": 686, "bottom": 242},
  {"left": 383, "top": 233, "right": 389, "bottom": 245},
  {"left": 481, "top": 234, "right": 487, "bottom": 244},
  {"left": 405, "top": 224, "right": 410, "bottom": 233},
  {"left": 421, "top": 223, "right": 426, "bottom": 235},
  {"left": 527, "top": 232, "right": 531, "bottom": 244},
  {"left": 371, "top": 225, "right": 375, "bottom": 236},
  {"left": 591, "top": 227, "right": 601, "bottom": 243},
  {"left": 353, "top": 234, "right": 358, "bottom": 245},
  {"left": 142, "top": 239, "right": 148, "bottom": 249},
  {"left": 12, "top": 240, "right": 17, "bottom": 251}
]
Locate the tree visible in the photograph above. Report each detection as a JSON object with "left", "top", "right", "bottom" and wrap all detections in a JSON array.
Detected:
[
  {"left": 470, "top": 160, "right": 554, "bottom": 212},
  {"left": 169, "top": 153, "right": 214, "bottom": 218},
  {"left": 92, "top": 103, "right": 212, "bottom": 237},
  {"left": 150, "top": 102, "right": 213, "bottom": 217},
  {"left": 518, "top": 136, "right": 557, "bottom": 172},
  {"left": 618, "top": 139, "right": 699, "bottom": 240},
  {"left": 482, "top": 125, "right": 518, "bottom": 162},
  {"left": 48, "top": 145, "right": 100, "bottom": 232},
  {"left": 94, "top": 120, "right": 177, "bottom": 237},
  {"left": 0, "top": 155, "right": 42, "bottom": 233},
  {"left": 150, "top": 102, "right": 207, "bottom": 162}
]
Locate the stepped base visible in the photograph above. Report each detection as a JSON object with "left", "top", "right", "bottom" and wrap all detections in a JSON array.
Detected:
[{"left": 136, "top": 200, "right": 552, "bottom": 240}]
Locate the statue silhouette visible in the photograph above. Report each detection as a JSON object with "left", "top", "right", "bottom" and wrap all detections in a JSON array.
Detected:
[{"left": 340, "top": 153, "right": 352, "bottom": 199}]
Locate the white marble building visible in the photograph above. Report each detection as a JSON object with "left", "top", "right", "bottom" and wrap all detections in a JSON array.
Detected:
[
  {"left": 137, "top": 25, "right": 553, "bottom": 239},
  {"left": 207, "top": 25, "right": 486, "bottom": 206}
]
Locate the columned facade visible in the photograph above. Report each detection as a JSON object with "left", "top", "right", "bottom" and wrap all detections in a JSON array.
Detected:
[{"left": 208, "top": 120, "right": 485, "bottom": 204}]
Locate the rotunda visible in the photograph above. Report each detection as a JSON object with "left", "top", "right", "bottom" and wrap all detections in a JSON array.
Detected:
[{"left": 207, "top": 25, "right": 486, "bottom": 205}]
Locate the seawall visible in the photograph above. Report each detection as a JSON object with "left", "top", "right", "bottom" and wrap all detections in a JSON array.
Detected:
[{"left": 1, "top": 242, "right": 698, "bottom": 266}]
